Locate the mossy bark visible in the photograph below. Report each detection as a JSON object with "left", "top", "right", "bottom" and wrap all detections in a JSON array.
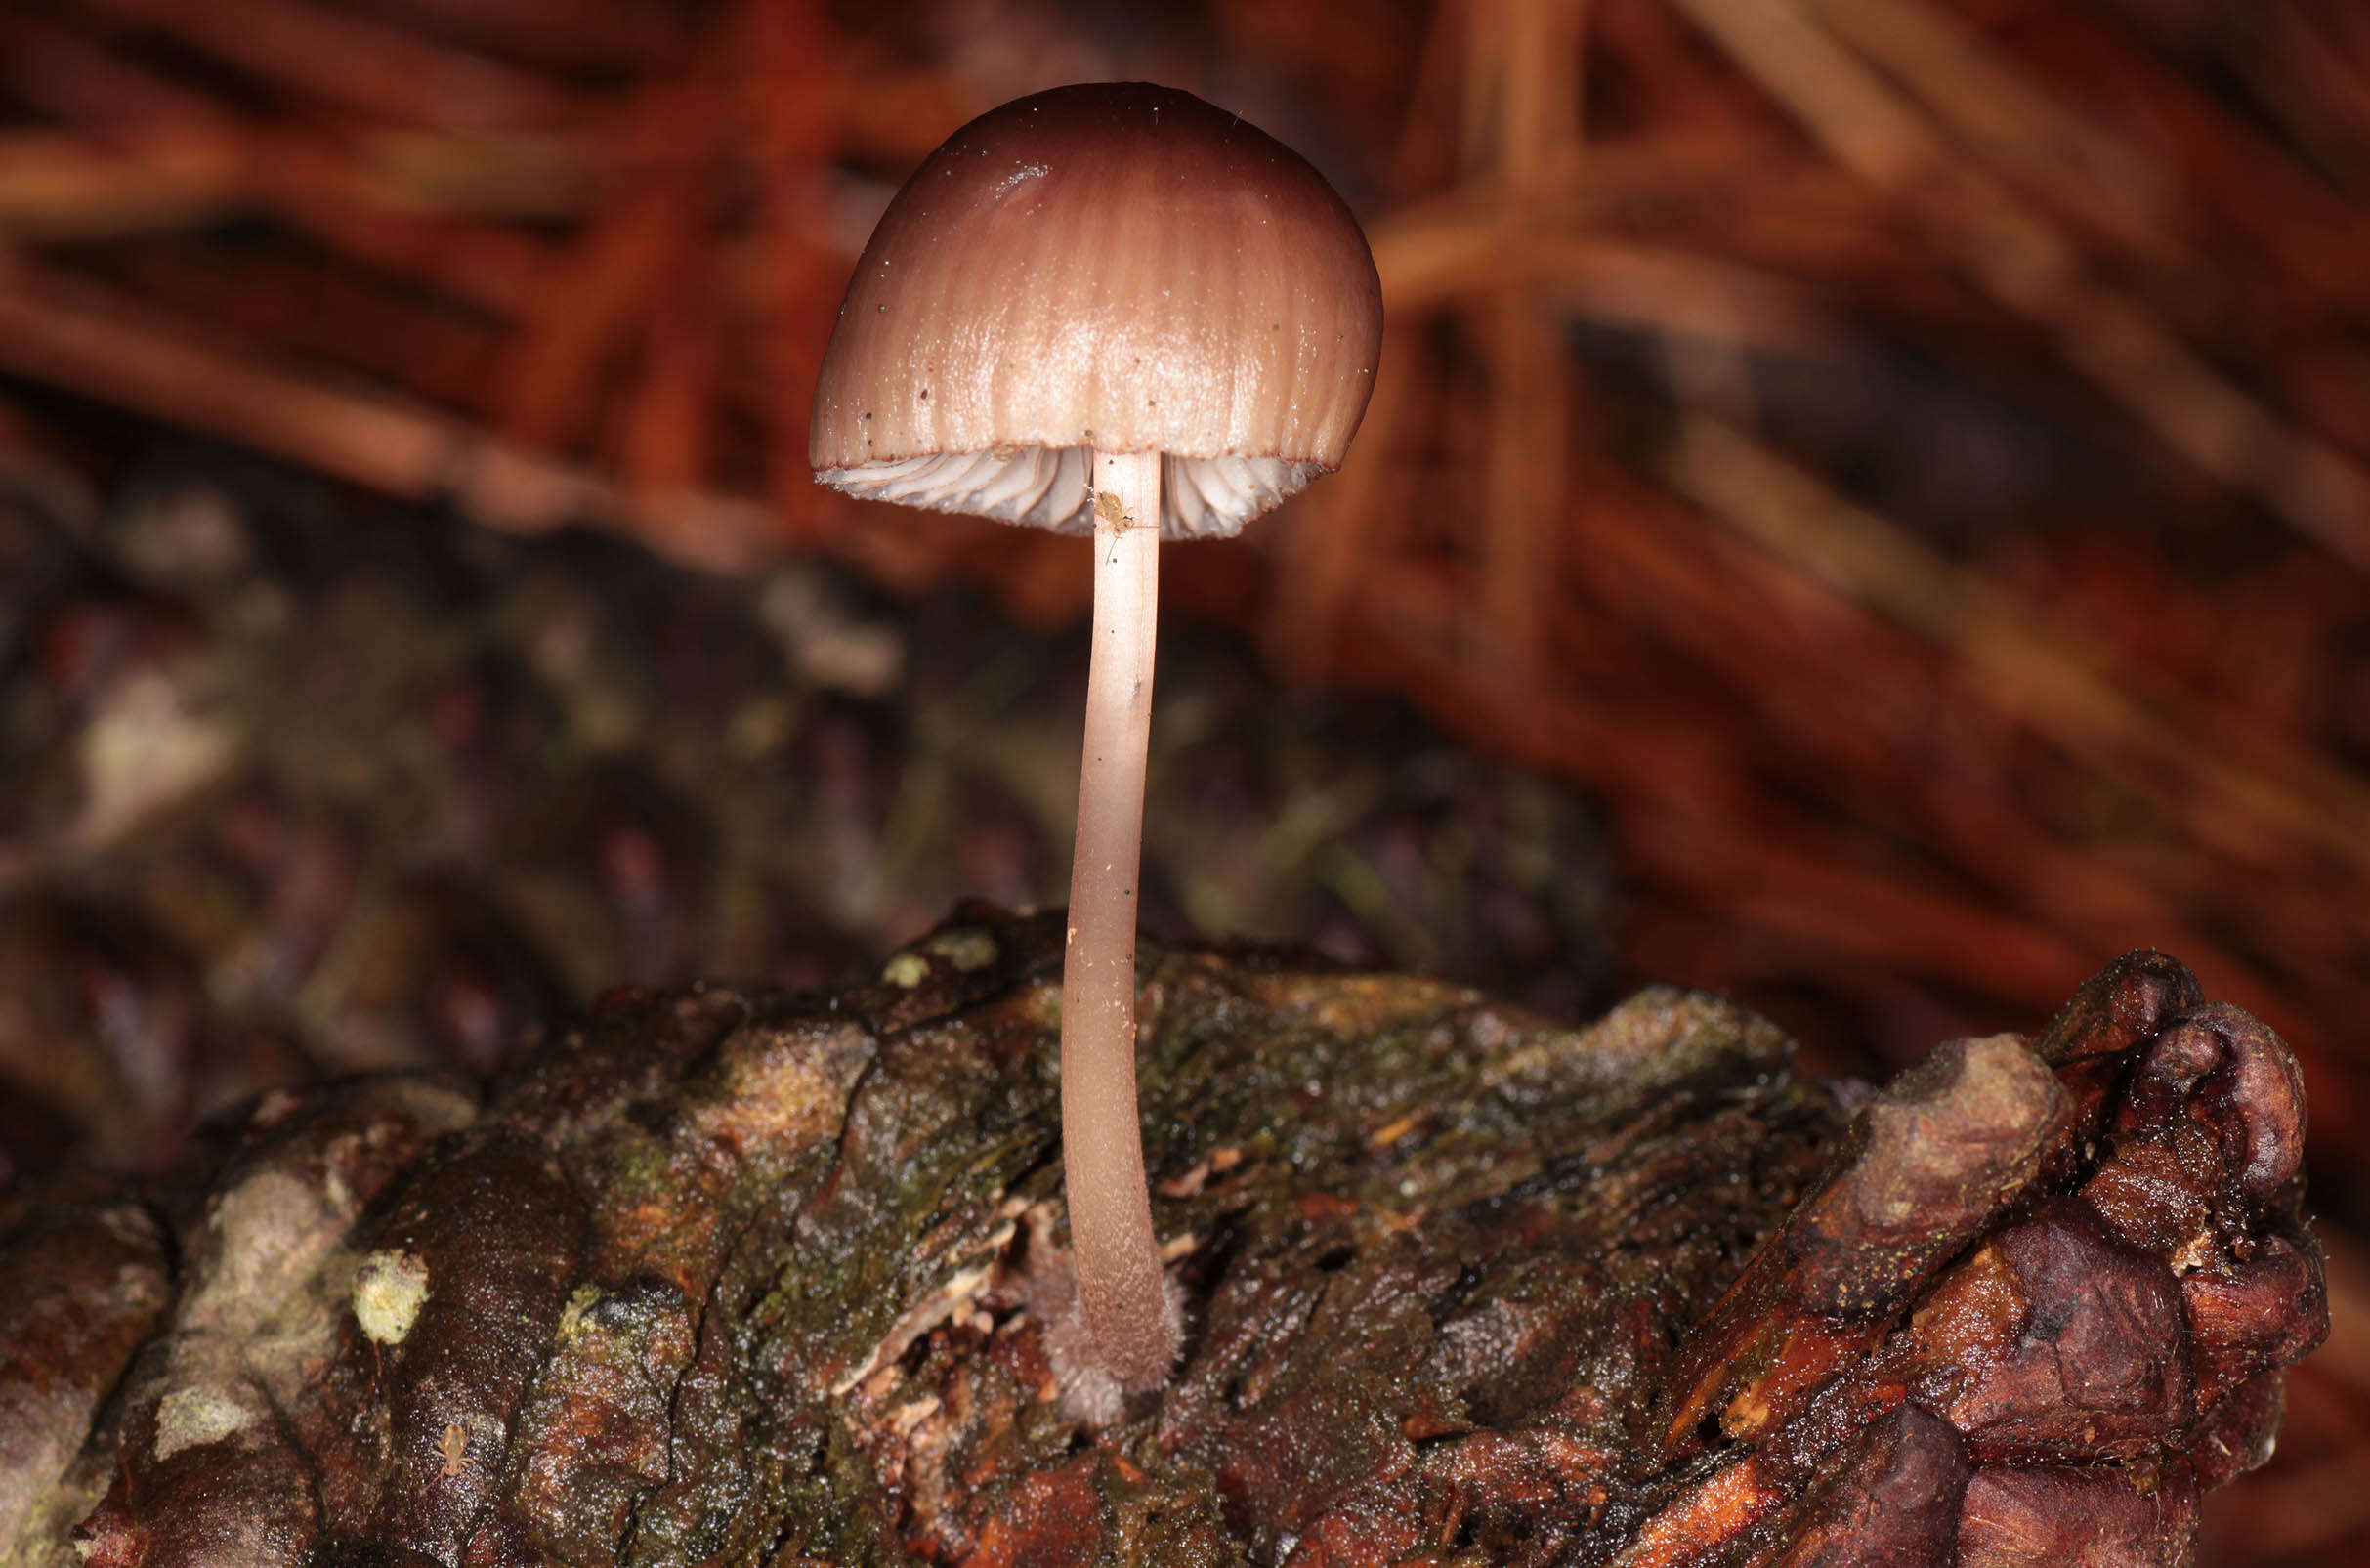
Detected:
[{"left": 0, "top": 911, "right": 2322, "bottom": 1567}]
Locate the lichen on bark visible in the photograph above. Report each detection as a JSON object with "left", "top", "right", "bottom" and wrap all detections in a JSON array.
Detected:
[{"left": 0, "top": 911, "right": 2324, "bottom": 1567}]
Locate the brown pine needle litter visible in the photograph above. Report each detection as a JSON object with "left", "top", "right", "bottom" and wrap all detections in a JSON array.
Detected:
[{"left": 2, "top": 0, "right": 2368, "bottom": 1557}]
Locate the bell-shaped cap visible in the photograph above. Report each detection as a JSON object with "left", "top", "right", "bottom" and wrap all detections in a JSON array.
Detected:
[{"left": 810, "top": 82, "right": 1382, "bottom": 538}]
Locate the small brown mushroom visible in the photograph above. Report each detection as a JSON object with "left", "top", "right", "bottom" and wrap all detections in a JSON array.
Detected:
[{"left": 810, "top": 82, "right": 1382, "bottom": 1391}]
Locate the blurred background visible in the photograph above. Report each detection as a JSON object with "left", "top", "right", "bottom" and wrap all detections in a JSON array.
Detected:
[{"left": 0, "top": 0, "right": 2365, "bottom": 1557}]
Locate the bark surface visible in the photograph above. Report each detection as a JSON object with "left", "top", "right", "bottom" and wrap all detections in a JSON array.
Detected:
[{"left": 0, "top": 912, "right": 2323, "bottom": 1567}]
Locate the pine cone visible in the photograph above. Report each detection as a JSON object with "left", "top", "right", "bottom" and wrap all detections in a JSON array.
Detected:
[{"left": 0, "top": 916, "right": 2321, "bottom": 1566}]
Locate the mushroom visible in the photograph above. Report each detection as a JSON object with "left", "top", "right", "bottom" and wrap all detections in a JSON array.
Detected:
[{"left": 810, "top": 82, "right": 1382, "bottom": 1392}]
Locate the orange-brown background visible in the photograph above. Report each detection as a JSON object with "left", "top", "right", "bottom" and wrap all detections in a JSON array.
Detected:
[{"left": 0, "top": 0, "right": 2364, "bottom": 1559}]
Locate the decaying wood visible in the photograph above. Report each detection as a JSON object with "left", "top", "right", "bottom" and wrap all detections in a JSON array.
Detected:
[{"left": 0, "top": 916, "right": 2321, "bottom": 1565}]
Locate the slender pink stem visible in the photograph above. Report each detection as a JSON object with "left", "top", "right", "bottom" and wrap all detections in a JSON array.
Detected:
[{"left": 1061, "top": 446, "right": 1179, "bottom": 1390}]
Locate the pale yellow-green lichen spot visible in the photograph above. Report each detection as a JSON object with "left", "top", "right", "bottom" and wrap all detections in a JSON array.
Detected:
[
  {"left": 354, "top": 1249, "right": 431, "bottom": 1345},
  {"left": 557, "top": 1282, "right": 604, "bottom": 1343},
  {"left": 924, "top": 928, "right": 998, "bottom": 972},
  {"left": 153, "top": 1383, "right": 255, "bottom": 1461}
]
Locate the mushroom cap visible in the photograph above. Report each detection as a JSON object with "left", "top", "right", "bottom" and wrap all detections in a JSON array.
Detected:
[{"left": 810, "top": 82, "right": 1382, "bottom": 539}]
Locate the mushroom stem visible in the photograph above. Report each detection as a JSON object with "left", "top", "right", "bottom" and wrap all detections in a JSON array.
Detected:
[{"left": 1061, "top": 445, "right": 1179, "bottom": 1390}]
